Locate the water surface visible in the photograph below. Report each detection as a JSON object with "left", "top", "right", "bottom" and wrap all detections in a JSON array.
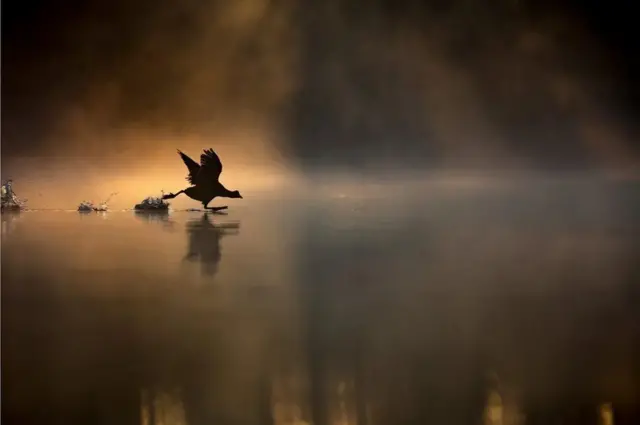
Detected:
[{"left": 2, "top": 182, "right": 639, "bottom": 425}]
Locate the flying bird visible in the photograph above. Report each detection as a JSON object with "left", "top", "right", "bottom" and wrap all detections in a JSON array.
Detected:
[{"left": 162, "top": 149, "right": 243, "bottom": 211}]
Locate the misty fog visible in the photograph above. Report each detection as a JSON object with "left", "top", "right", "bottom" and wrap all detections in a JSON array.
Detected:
[{"left": 2, "top": 0, "right": 639, "bottom": 204}]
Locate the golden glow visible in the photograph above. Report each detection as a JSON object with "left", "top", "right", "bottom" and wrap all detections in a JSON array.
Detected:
[
  {"left": 484, "top": 390, "right": 504, "bottom": 425},
  {"left": 600, "top": 403, "right": 614, "bottom": 425},
  {"left": 2, "top": 131, "right": 302, "bottom": 210},
  {"left": 140, "top": 390, "right": 187, "bottom": 425}
]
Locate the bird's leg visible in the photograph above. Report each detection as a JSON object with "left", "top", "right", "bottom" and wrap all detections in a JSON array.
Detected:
[{"left": 162, "top": 190, "right": 184, "bottom": 200}]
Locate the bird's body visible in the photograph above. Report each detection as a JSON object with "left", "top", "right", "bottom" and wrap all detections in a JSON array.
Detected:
[
  {"left": 162, "top": 149, "right": 242, "bottom": 210},
  {"left": 183, "top": 181, "right": 229, "bottom": 204}
]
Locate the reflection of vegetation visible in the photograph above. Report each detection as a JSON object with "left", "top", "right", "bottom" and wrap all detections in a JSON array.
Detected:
[
  {"left": 1, "top": 210, "right": 21, "bottom": 236},
  {"left": 140, "top": 389, "right": 186, "bottom": 425},
  {"left": 310, "top": 202, "right": 640, "bottom": 424}
]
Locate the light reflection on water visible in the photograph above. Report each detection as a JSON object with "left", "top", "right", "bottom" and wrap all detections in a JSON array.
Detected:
[{"left": 2, "top": 182, "right": 639, "bottom": 425}]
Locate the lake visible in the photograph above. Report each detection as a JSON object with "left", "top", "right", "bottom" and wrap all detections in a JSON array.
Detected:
[{"left": 2, "top": 179, "right": 639, "bottom": 425}]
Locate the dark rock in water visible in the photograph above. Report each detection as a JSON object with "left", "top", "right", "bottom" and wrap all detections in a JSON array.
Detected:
[
  {"left": 1, "top": 196, "right": 26, "bottom": 212},
  {"left": 1, "top": 181, "right": 26, "bottom": 211},
  {"left": 77, "top": 201, "right": 108, "bottom": 212},
  {"left": 77, "top": 202, "right": 94, "bottom": 212},
  {"left": 77, "top": 191, "right": 117, "bottom": 212},
  {"left": 134, "top": 196, "right": 170, "bottom": 211}
]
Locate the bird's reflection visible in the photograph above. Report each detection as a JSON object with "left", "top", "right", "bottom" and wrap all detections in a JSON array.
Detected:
[{"left": 184, "top": 213, "right": 240, "bottom": 277}]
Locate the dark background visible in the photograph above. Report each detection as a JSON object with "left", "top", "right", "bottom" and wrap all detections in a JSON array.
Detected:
[{"left": 2, "top": 0, "right": 639, "bottom": 172}]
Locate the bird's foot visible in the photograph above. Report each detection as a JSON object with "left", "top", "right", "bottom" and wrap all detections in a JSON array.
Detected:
[
  {"left": 162, "top": 193, "right": 175, "bottom": 200},
  {"left": 204, "top": 206, "right": 228, "bottom": 212}
]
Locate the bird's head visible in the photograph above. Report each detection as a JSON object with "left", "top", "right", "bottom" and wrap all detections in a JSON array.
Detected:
[{"left": 230, "top": 190, "right": 243, "bottom": 199}]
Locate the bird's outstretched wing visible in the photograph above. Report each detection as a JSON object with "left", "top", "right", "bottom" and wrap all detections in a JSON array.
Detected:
[
  {"left": 178, "top": 150, "right": 201, "bottom": 184},
  {"left": 197, "top": 148, "right": 223, "bottom": 182}
]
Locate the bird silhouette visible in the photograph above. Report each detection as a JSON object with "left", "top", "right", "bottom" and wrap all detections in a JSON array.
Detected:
[{"left": 162, "top": 149, "right": 243, "bottom": 211}]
